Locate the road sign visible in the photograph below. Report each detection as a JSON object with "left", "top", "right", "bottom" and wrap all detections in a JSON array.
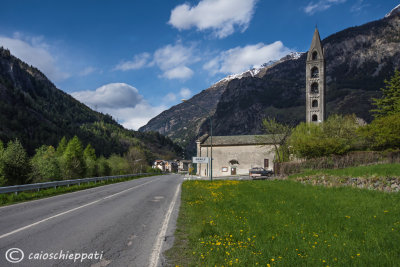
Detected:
[{"left": 192, "top": 157, "right": 209, "bottom": 164}]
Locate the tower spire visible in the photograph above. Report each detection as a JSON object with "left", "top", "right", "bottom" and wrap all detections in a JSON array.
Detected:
[{"left": 306, "top": 28, "right": 326, "bottom": 123}]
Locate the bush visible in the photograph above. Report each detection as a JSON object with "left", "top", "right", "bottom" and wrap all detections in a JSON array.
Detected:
[
  {"left": 289, "top": 115, "right": 361, "bottom": 159},
  {"left": 359, "top": 113, "right": 400, "bottom": 150}
]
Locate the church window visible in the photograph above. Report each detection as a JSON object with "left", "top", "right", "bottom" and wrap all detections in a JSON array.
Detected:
[
  {"left": 311, "top": 83, "right": 319, "bottom": 94},
  {"left": 312, "top": 100, "right": 318, "bottom": 107},
  {"left": 311, "top": 67, "right": 319, "bottom": 78},
  {"left": 312, "top": 51, "right": 318, "bottom": 60},
  {"left": 312, "top": 114, "right": 318, "bottom": 121}
]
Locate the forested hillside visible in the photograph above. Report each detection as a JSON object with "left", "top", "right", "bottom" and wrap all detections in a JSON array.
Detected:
[{"left": 0, "top": 47, "right": 182, "bottom": 161}]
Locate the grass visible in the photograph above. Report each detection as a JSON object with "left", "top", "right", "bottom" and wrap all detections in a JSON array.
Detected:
[
  {"left": 0, "top": 173, "right": 160, "bottom": 206},
  {"left": 166, "top": 180, "right": 400, "bottom": 266},
  {"left": 288, "top": 163, "right": 400, "bottom": 179}
]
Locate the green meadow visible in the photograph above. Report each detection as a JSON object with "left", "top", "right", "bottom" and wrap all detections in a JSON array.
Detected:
[
  {"left": 167, "top": 180, "right": 400, "bottom": 266},
  {"left": 289, "top": 163, "right": 400, "bottom": 179}
]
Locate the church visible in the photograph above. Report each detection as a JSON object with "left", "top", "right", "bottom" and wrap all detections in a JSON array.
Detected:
[{"left": 196, "top": 28, "right": 326, "bottom": 177}]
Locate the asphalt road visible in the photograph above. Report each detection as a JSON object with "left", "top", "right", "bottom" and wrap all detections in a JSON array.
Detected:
[{"left": 0, "top": 174, "right": 183, "bottom": 267}]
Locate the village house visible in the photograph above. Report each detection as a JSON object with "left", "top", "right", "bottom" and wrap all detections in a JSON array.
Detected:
[{"left": 196, "top": 134, "right": 278, "bottom": 177}]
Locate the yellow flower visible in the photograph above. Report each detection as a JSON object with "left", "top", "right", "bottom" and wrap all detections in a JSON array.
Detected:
[
  {"left": 271, "top": 258, "right": 275, "bottom": 262},
  {"left": 357, "top": 253, "right": 360, "bottom": 256}
]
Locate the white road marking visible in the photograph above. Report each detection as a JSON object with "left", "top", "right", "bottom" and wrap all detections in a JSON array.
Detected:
[
  {"left": 0, "top": 179, "right": 158, "bottom": 240},
  {"left": 149, "top": 183, "right": 181, "bottom": 267}
]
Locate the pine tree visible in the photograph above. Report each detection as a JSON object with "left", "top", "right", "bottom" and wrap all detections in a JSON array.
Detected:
[
  {"left": 56, "top": 136, "right": 68, "bottom": 156},
  {"left": 84, "top": 144, "right": 98, "bottom": 177},
  {"left": 62, "top": 136, "right": 86, "bottom": 179},
  {"left": 372, "top": 69, "right": 400, "bottom": 117}
]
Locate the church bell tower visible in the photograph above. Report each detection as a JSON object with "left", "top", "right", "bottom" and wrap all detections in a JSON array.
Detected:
[{"left": 306, "top": 28, "right": 325, "bottom": 123}]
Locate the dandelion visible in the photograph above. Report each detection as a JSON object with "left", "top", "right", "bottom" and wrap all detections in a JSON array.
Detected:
[
  {"left": 271, "top": 258, "right": 275, "bottom": 262},
  {"left": 357, "top": 253, "right": 360, "bottom": 256}
]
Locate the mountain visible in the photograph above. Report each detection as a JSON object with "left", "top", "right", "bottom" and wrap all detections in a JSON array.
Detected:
[
  {"left": 140, "top": 6, "right": 400, "bottom": 156},
  {"left": 0, "top": 47, "right": 182, "bottom": 160}
]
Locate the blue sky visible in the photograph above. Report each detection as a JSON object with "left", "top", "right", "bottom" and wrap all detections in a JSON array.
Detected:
[{"left": 0, "top": 0, "right": 398, "bottom": 129}]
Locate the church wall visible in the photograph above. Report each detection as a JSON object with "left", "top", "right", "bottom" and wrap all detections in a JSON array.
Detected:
[{"left": 197, "top": 144, "right": 276, "bottom": 177}]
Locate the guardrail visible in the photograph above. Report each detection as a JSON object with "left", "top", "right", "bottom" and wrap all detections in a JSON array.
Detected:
[{"left": 0, "top": 173, "right": 152, "bottom": 195}]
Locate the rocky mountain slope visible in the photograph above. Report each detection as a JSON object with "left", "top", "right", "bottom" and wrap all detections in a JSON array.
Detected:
[
  {"left": 140, "top": 6, "right": 400, "bottom": 156},
  {"left": 0, "top": 47, "right": 182, "bottom": 160}
]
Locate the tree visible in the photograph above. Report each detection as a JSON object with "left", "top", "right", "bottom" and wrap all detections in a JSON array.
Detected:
[
  {"left": 371, "top": 69, "right": 400, "bottom": 117},
  {"left": 0, "top": 140, "right": 5, "bottom": 186},
  {"left": 62, "top": 136, "right": 86, "bottom": 179},
  {"left": 125, "top": 146, "right": 146, "bottom": 173},
  {"left": 84, "top": 144, "right": 98, "bottom": 177},
  {"left": 107, "top": 154, "right": 130, "bottom": 175},
  {"left": 31, "top": 145, "right": 62, "bottom": 183},
  {"left": 97, "top": 156, "right": 111, "bottom": 176},
  {"left": 2, "top": 139, "right": 31, "bottom": 185},
  {"left": 261, "top": 117, "right": 293, "bottom": 162},
  {"left": 56, "top": 136, "right": 68, "bottom": 156}
]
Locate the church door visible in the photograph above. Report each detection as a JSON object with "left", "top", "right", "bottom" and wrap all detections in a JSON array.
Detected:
[{"left": 231, "top": 167, "right": 236, "bottom": 175}]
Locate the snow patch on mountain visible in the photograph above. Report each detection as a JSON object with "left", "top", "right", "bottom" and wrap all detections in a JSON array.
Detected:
[
  {"left": 217, "top": 52, "right": 304, "bottom": 84},
  {"left": 385, "top": 4, "right": 400, "bottom": 18}
]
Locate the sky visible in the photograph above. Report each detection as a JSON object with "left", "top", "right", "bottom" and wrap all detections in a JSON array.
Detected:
[{"left": 0, "top": 0, "right": 398, "bottom": 130}]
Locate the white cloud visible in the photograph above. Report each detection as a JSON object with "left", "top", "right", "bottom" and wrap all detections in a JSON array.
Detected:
[
  {"left": 304, "top": 0, "right": 346, "bottom": 15},
  {"left": 180, "top": 88, "right": 192, "bottom": 99},
  {"left": 163, "top": 92, "right": 177, "bottom": 103},
  {"left": 101, "top": 103, "right": 166, "bottom": 130},
  {"left": 72, "top": 83, "right": 166, "bottom": 130},
  {"left": 0, "top": 33, "right": 70, "bottom": 82},
  {"left": 114, "top": 52, "right": 151, "bottom": 71},
  {"left": 163, "top": 66, "right": 194, "bottom": 80},
  {"left": 72, "top": 83, "right": 143, "bottom": 109},
  {"left": 153, "top": 43, "right": 198, "bottom": 80},
  {"left": 350, "top": 0, "right": 369, "bottom": 13},
  {"left": 204, "top": 41, "right": 292, "bottom": 75},
  {"left": 79, "top": 66, "right": 97, "bottom": 76},
  {"left": 169, "top": 0, "right": 257, "bottom": 38},
  {"left": 114, "top": 43, "right": 197, "bottom": 80}
]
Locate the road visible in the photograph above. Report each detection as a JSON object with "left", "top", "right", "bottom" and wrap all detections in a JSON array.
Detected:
[{"left": 0, "top": 174, "right": 183, "bottom": 267}]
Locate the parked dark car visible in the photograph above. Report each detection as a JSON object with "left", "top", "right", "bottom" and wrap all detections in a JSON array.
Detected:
[{"left": 249, "top": 167, "right": 273, "bottom": 178}]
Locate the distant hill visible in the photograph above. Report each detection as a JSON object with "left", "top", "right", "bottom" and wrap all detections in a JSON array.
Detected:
[
  {"left": 140, "top": 6, "right": 400, "bottom": 156},
  {"left": 0, "top": 47, "right": 182, "bottom": 161}
]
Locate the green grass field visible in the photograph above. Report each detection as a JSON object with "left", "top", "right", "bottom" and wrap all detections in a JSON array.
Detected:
[
  {"left": 289, "top": 163, "right": 400, "bottom": 179},
  {"left": 167, "top": 180, "right": 400, "bottom": 266}
]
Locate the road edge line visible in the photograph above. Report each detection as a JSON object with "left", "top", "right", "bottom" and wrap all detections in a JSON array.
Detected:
[{"left": 149, "top": 183, "right": 181, "bottom": 267}]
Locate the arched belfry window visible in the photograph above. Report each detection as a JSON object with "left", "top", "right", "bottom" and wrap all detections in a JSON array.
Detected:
[
  {"left": 311, "top": 83, "right": 319, "bottom": 94},
  {"left": 312, "top": 114, "right": 318, "bottom": 122},
  {"left": 311, "top": 67, "right": 319, "bottom": 78},
  {"left": 312, "top": 51, "right": 318, "bottom": 60},
  {"left": 312, "top": 100, "right": 318, "bottom": 108}
]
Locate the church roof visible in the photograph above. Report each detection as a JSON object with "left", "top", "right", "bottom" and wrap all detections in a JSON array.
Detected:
[{"left": 200, "top": 134, "right": 280, "bottom": 146}]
